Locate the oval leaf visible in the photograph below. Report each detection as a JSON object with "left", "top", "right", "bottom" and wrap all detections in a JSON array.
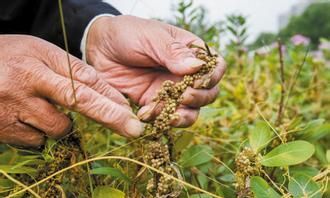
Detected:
[
  {"left": 261, "top": 141, "right": 315, "bottom": 167},
  {"left": 179, "top": 145, "right": 214, "bottom": 168},
  {"left": 250, "top": 176, "right": 281, "bottom": 198},
  {"left": 288, "top": 174, "right": 322, "bottom": 198},
  {"left": 249, "top": 121, "right": 273, "bottom": 152},
  {"left": 92, "top": 186, "right": 125, "bottom": 198}
]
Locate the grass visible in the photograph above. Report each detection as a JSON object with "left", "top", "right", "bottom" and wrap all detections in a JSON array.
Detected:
[{"left": 0, "top": 0, "right": 329, "bottom": 198}]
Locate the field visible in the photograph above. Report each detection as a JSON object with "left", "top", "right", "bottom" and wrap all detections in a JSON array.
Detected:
[{"left": 0, "top": 1, "right": 329, "bottom": 198}]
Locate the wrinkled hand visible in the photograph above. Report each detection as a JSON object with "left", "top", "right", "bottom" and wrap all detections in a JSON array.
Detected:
[
  {"left": 86, "top": 15, "right": 226, "bottom": 127},
  {"left": 0, "top": 35, "right": 143, "bottom": 147}
]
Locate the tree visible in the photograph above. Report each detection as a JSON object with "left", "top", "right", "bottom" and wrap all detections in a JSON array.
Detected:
[
  {"left": 250, "top": 32, "right": 277, "bottom": 49},
  {"left": 279, "top": 2, "right": 330, "bottom": 48}
]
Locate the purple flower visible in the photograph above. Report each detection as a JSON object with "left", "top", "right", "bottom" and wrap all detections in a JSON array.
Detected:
[
  {"left": 319, "top": 39, "right": 330, "bottom": 50},
  {"left": 290, "top": 34, "right": 310, "bottom": 46}
]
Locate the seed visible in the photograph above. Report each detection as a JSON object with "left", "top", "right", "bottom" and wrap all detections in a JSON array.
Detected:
[{"left": 143, "top": 46, "right": 217, "bottom": 197}]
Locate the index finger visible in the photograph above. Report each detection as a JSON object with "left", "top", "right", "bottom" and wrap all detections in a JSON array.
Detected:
[{"left": 33, "top": 66, "right": 144, "bottom": 137}]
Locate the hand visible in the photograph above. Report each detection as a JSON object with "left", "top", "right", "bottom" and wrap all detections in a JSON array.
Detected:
[
  {"left": 0, "top": 35, "right": 144, "bottom": 147},
  {"left": 86, "top": 15, "right": 226, "bottom": 127}
]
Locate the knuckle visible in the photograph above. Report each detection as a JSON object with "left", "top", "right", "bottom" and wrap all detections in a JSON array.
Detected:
[
  {"left": 48, "top": 115, "right": 72, "bottom": 138},
  {"left": 167, "top": 25, "right": 178, "bottom": 38},
  {"left": 74, "top": 84, "right": 91, "bottom": 106},
  {"left": 25, "top": 134, "right": 45, "bottom": 147},
  {"left": 104, "top": 103, "right": 128, "bottom": 128},
  {"left": 58, "top": 80, "right": 76, "bottom": 108},
  {"left": 183, "top": 110, "right": 199, "bottom": 127},
  {"left": 59, "top": 81, "right": 92, "bottom": 109},
  {"left": 74, "top": 65, "right": 99, "bottom": 86}
]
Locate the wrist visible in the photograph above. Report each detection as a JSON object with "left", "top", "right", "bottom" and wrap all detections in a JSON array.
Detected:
[{"left": 81, "top": 14, "right": 114, "bottom": 64}]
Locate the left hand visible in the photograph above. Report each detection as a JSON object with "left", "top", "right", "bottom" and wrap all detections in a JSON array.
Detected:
[{"left": 85, "top": 15, "right": 226, "bottom": 127}]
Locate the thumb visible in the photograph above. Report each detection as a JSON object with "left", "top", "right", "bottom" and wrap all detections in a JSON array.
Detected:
[{"left": 161, "top": 42, "right": 206, "bottom": 76}]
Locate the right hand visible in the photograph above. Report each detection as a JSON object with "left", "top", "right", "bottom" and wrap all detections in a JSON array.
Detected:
[{"left": 0, "top": 35, "right": 144, "bottom": 147}]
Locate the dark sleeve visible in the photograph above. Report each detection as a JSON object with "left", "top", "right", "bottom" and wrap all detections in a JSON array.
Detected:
[{"left": 0, "top": 0, "right": 121, "bottom": 58}]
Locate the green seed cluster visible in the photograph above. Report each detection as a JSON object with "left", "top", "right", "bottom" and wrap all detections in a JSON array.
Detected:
[
  {"left": 234, "top": 147, "right": 261, "bottom": 198},
  {"left": 144, "top": 45, "right": 218, "bottom": 197}
]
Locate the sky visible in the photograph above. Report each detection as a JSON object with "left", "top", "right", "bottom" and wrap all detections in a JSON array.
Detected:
[{"left": 105, "top": 0, "right": 302, "bottom": 43}]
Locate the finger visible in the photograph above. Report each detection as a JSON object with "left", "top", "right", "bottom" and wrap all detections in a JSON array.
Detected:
[
  {"left": 33, "top": 66, "right": 144, "bottom": 137},
  {"left": 173, "top": 26, "right": 205, "bottom": 47},
  {"left": 181, "top": 86, "right": 219, "bottom": 108},
  {"left": 137, "top": 102, "right": 200, "bottom": 128},
  {"left": 193, "top": 56, "right": 227, "bottom": 89},
  {"left": 171, "top": 107, "right": 199, "bottom": 127},
  {"left": 161, "top": 41, "right": 206, "bottom": 76},
  {"left": 137, "top": 101, "right": 160, "bottom": 121},
  {"left": 18, "top": 97, "right": 72, "bottom": 139},
  {"left": 0, "top": 122, "right": 45, "bottom": 147},
  {"left": 39, "top": 40, "right": 130, "bottom": 108},
  {"left": 136, "top": 23, "right": 206, "bottom": 75}
]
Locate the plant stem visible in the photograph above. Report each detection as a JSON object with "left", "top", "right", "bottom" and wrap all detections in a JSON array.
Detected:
[
  {"left": 6, "top": 156, "right": 223, "bottom": 198},
  {"left": 0, "top": 170, "right": 41, "bottom": 198},
  {"left": 58, "top": 0, "right": 77, "bottom": 104},
  {"left": 276, "top": 39, "right": 285, "bottom": 126}
]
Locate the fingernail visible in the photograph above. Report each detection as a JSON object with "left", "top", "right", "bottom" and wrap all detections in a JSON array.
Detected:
[
  {"left": 182, "top": 57, "right": 205, "bottom": 68},
  {"left": 193, "top": 72, "right": 213, "bottom": 89},
  {"left": 125, "top": 118, "right": 145, "bottom": 137},
  {"left": 137, "top": 102, "right": 157, "bottom": 121},
  {"left": 193, "top": 79, "right": 203, "bottom": 89},
  {"left": 181, "top": 91, "right": 193, "bottom": 105},
  {"left": 193, "top": 77, "right": 210, "bottom": 89},
  {"left": 201, "top": 78, "right": 211, "bottom": 88}
]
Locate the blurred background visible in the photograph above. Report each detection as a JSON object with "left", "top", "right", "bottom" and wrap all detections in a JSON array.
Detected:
[{"left": 106, "top": 0, "right": 330, "bottom": 53}]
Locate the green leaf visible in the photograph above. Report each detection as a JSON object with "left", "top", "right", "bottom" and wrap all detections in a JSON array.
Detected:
[
  {"left": 0, "top": 178, "right": 13, "bottom": 189},
  {"left": 301, "top": 123, "right": 330, "bottom": 142},
  {"left": 288, "top": 174, "right": 322, "bottom": 198},
  {"left": 260, "top": 141, "right": 315, "bottom": 167},
  {"left": 90, "top": 167, "right": 130, "bottom": 183},
  {"left": 174, "top": 131, "right": 194, "bottom": 153},
  {"left": 197, "top": 173, "right": 209, "bottom": 190},
  {"left": 326, "top": 150, "right": 330, "bottom": 164},
  {"left": 179, "top": 145, "right": 214, "bottom": 168},
  {"left": 250, "top": 176, "right": 281, "bottom": 198},
  {"left": 290, "top": 167, "right": 319, "bottom": 178},
  {"left": 92, "top": 186, "right": 125, "bottom": 198},
  {"left": 218, "top": 174, "right": 235, "bottom": 182},
  {"left": 299, "top": 119, "right": 324, "bottom": 135},
  {"left": 0, "top": 165, "right": 37, "bottom": 174},
  {"left": 249, "top": 121, "right": 273, "bottom": 152},
  {"left": 0, "top": 150, "right": 17, "bottom": 164},
  {"left": 227, "top": 25, "right": 237, "bottom": 36},
  {"left": 298, "top": 119, "right": 330, "bottom": 142},
  {"left": 314, "top": 144, "right": 328, "bottom": 165},
  {"left": 190, "top": 194, "right": 212, "bottom": 198},
  {"left": 199, "top": 107, "right": 221, "bottom": 121}
]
